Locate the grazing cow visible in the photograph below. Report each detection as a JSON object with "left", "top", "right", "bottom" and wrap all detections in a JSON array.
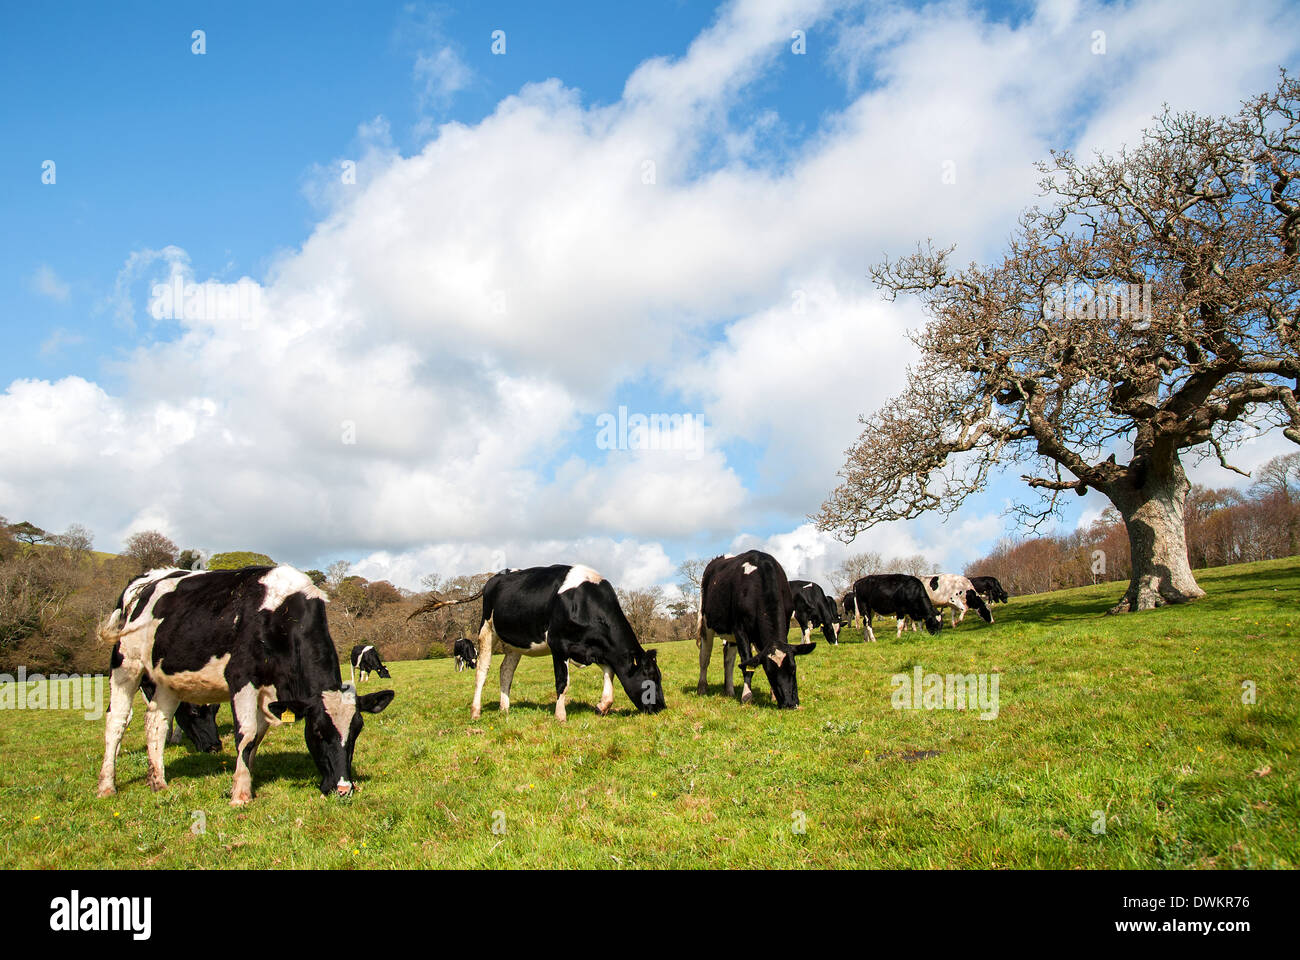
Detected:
[
  {"left": 350, "top": 644, "right": 391, "bottom": 683},
  {"left": 697, "top": 551, "right": 815, "bottom": 708},
  {"left": 922, "top": 574, "right": 994, "bottom": 627},
  {"left": 851, "top": 574, "right": 944, "bottom": 641},
  {"left": 968, "top": 575, "right": 1010, "bottom": 605},
  {"left": 108, "top": 643, "right": 222, "bottom": 753},
  {"left": 97, "top": 566, "right": 394, "bottom": 804},
  {"left": 789, "top": 580, "right": 841, "bottom": 646},
  {"left": 841, "top": 591, "right": 860, "bottom": 627},
  {"left": 409, "top": 565, "right": 665, "bottom": 721},
  {"left": 452, "top": 637, "right": 477, "bottom": 672}
]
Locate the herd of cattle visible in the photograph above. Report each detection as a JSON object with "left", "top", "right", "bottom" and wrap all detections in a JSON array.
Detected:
[{"left": 94, "top": 552, "right": 1008, "bottom": 805}]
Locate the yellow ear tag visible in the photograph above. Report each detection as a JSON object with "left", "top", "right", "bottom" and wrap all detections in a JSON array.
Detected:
[{"left": 282, "top": 710, "right": 296, "bottom": 723}]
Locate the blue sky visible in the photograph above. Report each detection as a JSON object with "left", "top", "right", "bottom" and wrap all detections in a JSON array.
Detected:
[{"left": 2, "top": 0, "right": 1297, "bottom": 591}]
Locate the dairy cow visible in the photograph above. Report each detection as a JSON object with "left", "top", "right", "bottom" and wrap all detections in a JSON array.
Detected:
[
  {"left": 922, "top": 574, "right": 994, "bottom": 627},
  {"left": 789, "top": 580, "right": 841, "bottom": 646},
  {"left": 410, "top": 565, "right": 665, "bottom": 721},
  {"left": 851, "top": 574, "right": 944, "bottom": 641},
  {"left": 697, "top": 551, "right": 815, "bottom": 708},
  {"left": 350, "top": 644, "right": 391, "bottom": 683},
  {"left": 452, "top": 637, "right": 477, "bottom": 672},
  {"left": 968, "top": 576, "right": 1010, "bottom": 605},
  {"left": 97, "top": 565, "right": 394, "bottom": 804}
]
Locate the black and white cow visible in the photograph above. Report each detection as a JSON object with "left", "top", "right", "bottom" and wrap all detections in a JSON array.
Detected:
[
  {"left": 452, "top": 637, "right": 477, "bottom": 672},
  {"left": 921, "top": 574, "right": 994, "bottom": 627},
  {"left": 109, "top": 643, "right": 222, "bottom": 753},
  {"left": 410, "top": 565, "right": 665, "bottom": 721},
  {"left": 851, "top": 574, "right": 944, "bottom": 641},
  {"left": 968, "top": 575, "right": 1010, "bottom": 605},
  {"left": 841, "top": 591, "right": 860, "bottom": 628},
  {"left": 350, "top": 644, "right": 391, "bottom": 683},
  {"left": 697, "top": 551, "right": 815, "bottom": 708},
  {"left": 789, "top": 580, "right": 841, "bottom": 646},
  {"left": 97, "top": 566, "right": 394, "bottom": 804}
]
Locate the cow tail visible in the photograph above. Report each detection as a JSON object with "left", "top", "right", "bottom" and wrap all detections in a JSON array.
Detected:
[{"left": 406, "top": 588, "right": 486, "bottom": 622}]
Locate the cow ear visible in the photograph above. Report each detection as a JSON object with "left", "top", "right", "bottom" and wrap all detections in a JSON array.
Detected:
[
  {"left": 268, "top": 699, "right": 308, "bottom": 722},
  {"left": 738, "top": 651, "right": 767, "bottom": 669},
  {"left": 357, "top": 690, "right": 395, "bottom": 714},
  {"left": 644, "top": 649, "right": 657, "bottom": 663},
  {"left": 791, "top": 642, "right": 816, "bottom": 655}
]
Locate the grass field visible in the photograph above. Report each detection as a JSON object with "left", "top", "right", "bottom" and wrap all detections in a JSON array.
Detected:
[{"left": 1, "top": 557, "right": 1296, "bottom": 869}]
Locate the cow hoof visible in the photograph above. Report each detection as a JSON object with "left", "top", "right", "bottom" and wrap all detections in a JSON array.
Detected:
[
  {"left": 695, "top": 685, "right": 707, "bottom": 696},
  {"left": 740, "top": 690, "right": 752, "bottom": 704},
  {"left": 597, "top": 703, "right": 612, "bottom": 716},
  {"left": 470, "top": 708, "right": 481, "bottom": 720},
  {"left": 96, "top": 784, "right": 116, "bottom": 799},
  {"left": 146, "top": 773, "right": 168, "bottom": 793},
  {"left": 230, "top": 794, "right": 252, "bottom": 807}
]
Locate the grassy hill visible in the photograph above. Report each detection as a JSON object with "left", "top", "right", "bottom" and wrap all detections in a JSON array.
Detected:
[{"left": 1, "top": 556, "right": 1295, "bottom": 868}]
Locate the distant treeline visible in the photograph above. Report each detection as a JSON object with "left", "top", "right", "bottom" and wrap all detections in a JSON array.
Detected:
[{"left": 962, "top": 455, "right": 1299, "bottom": 596}]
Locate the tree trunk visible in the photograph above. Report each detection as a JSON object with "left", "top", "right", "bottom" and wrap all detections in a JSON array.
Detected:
[{"left": 1106, "top": 459, "right": 1206, "bottom": 613}]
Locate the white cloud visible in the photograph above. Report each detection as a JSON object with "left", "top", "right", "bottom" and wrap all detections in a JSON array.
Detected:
[
  {"left": 31, "top": 265, "right": 70, "bottom": 302},
  {"left": 3, "top": 0, "right": 1295, "bottom": 579}
]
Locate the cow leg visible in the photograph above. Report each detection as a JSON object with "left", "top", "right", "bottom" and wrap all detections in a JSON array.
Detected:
[
  {"left": 734, "top": 636, "right": 754, "bottom": 703},
  {"left": 498, "top": 647, "right": 522, "bottom": 714},
  {"left": 470, "top": 619, "right": 496, "bottom": 720},
  {"left": 552, "top": 655, "right": 571, "bottom": 722},
  {"left": 144, "top": 684, "right": 180, "bottom": 792},
  {"left": 865, "top": 612, "right": 877, "bottom": 643},
  {"left": 597, "top": 665, "right": 616, "bottom": 715},
  {"left": 723, "top": 640, "right": 738, "bottom": 698},
  {"left": 696, "top": 626, "right": 714, "bottom": 695},
  {"left": 798, "top": 614, "right": 811, "bottom": 646},
  {"left": 229, "top": 683, "right": 265, "bottom": 806},
  {"left": 166, "top": 715, "right": 183, "bottom": 746},
  {"left": 97, "top": 661, "right": 145, "bottom": 797},
  {"left": 896, "top": 616, "right": 906, "bottom": 639}
]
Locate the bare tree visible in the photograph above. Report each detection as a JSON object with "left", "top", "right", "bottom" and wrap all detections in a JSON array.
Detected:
[
  {"left": 819, "top": 73, "right": 1300, "bottom": 612},
  {"left": 1252, "top": 452, "right": 1300, "bottom": 554},
  {"left": 828, "top": 551, "right": 882, "bottom": 594},
  {"left": 50, "top": 524, "right": 94, "bottom": 557},
  {"left": 676, "top": 558, "right": 705, "bottom": 614},
  {"left": 617, "top": 586, "right": 665, "bottom": 643},
  {"left": 326, "top": 560, "right": 351, "bottom": 590},
  {"left": 122, "top": 530, "right": 178, "bottom": 571}
]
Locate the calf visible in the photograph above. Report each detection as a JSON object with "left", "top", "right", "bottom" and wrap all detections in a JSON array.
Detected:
[
  {"left": 922, "top": 574, "right": 994, "bottom": 627},
  {"left": 97, "top": 565, "right": 394, "bottom": 804},
  {"left": 841, "top": 592, "right": 860, "bottom": 628},
  {"left": 851, "top": 574, "right": 943, "bottom": 641},
  {"left": 968, "top": 575, "right": 1010, "bottom": 605},
  {"left": 410, "top": 565, "right": 665, "bottom": 721},
  {"left": 697, "top": 552, "right": 815, "bottom": 708},
  {"left": 789, "top": 580, "right": 841, "bottom": 646},
  {"left": 350, "top": 644, "right": 391, "bottom": 683},
  {"left": 452, "top": 637, "right": 477, "bottom": 672}
]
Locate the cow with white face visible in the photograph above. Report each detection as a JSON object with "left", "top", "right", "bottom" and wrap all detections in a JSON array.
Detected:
[
  {"left": 410, "top": 565, "right": 666, "bottom": 721},
  {"left": 96, "top": 565, "right": 394, "bottom": 805}
]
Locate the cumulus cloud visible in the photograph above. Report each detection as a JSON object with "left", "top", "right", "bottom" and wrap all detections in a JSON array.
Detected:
[{"left": 3, "top": 0, "right": 1295, "bottom": 587}]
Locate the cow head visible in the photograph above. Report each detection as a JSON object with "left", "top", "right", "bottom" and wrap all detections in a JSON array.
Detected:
[
  {"left": 623, "top": 648, "right": 666, "bottom": 713},
  {"left": 921, "top": 608, "right": 944, "bottom": 635},
  {"left": 741, "top": 641, "right": 816, "bottom": 708},
  {"left": 176, "top": 703, "right": 221, "bottom": 753},
  {"left": 375, "top": 663, "right": 392, "bottom": 679},
  {"left": 965, "top": 589, "right": 994, "bottom": 623},
  {"left": 269, "top": 685, "right": 395, "bottom": 797}
]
